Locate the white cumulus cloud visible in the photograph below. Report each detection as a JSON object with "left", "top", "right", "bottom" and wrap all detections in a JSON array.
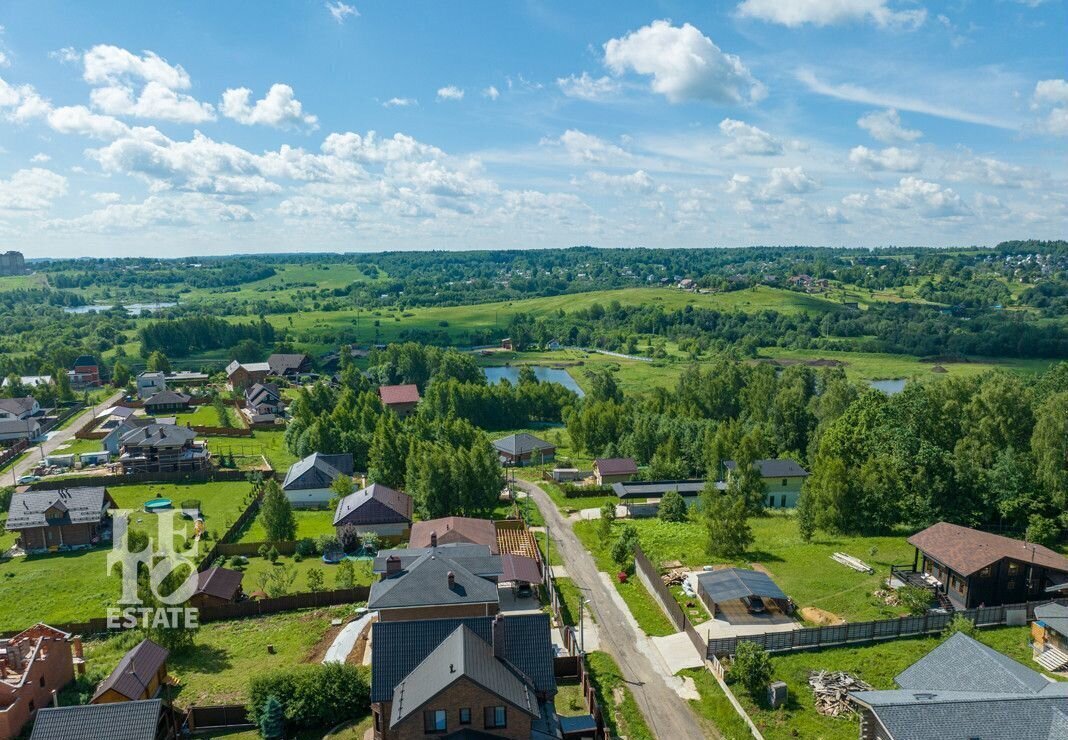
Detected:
[
  {"left": 719, "top": 118, "right": 783, "bottom": 155},
  {"left": 603, "top": 20, "right": 765, "bottom": 104},
  {"left": 1033, "top": 79, "right": 1068, "bottom": 136},
  {"left": 874, "top": 177, "right": 970, "bottom": 218},
  {"left": 0, "top": 168, "right": 68, "bottom": 212},
  {"left": 737, "top": 0, "right": 926, "bottom": 29},
  {"left": 857, "top": 108, "right": 922, "bottom": 143},
  {"left": 482, "top": 86, "right": 500, "bottom": 100},
  {"left": 849, "top": 145, "right": 922, "bottom": 172},
  {"left": 221, "top": 84, "right": 318, "bottom": 130},
  {"left": 556, "top": 72, "right": 620, "bottom": 101},
  {"left": 382, "top": 97, "right": 417, "bottom": 108},
  {"left": 436, "top": 86, "right": 464, "bottom": 101},
  {"left": 543, "top": 130, "right": 630, "bottom": 164}
]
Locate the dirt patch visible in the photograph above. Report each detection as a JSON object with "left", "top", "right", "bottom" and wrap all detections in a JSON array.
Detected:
[
  {"left": 347, "top": 618, "right": 374, "bottom": 666},
  {"left": 305, "top": 618, "right": 348, "bottom": 663},
  {"left": 801, "top": 607, "right": 845, "bottom": 626}
]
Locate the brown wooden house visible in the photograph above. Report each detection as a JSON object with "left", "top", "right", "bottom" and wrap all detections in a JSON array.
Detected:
[
  {"left": 91, "top": 639, "right": 169, "bottom": 705},
  {"left": 900, "top": 522, "right": 1068, "bottom": 608},
  {"left": 190, "top": 567, "right": 244, "bottom": 608},
  {"left": 5, "top": 487, "right": 116, "bottom": 553}
]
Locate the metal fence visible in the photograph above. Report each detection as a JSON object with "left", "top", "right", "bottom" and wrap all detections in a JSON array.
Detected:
[
  {"left": 186, "top": 704, "right": 253, "bottom": 732},
  {"left": 707, "top": 597, "right": 1068, "bottom": 657}
]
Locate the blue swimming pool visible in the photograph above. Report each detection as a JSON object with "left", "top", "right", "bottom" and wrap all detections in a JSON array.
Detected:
[{"left": 144, "top": 498, "right": 173, "bottom": 512}]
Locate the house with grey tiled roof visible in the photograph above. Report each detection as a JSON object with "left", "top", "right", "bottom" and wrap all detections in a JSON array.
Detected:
[
  {"left": 333, "top": 482, "right": 413, "bottom": 537},
  {"left": 850, "top": 632, "right": 1068, "bottom": 740},
  {"left": 29, "top": 698, "right": 175, "bottom": 740},
  {"left": 370, "top": 614, "right": 557, "bottom": 740},
  {"left": 281, "top": 452, "right": 355, "bottom": 508},
  {"left": 723, "top": 458, "right": 809, "bottom": 509},
  {"left": 369, "top": 547, "right": 500, "bottom": 621},
  {"left": 373, "top": 543, "right": 503, "bottom": 580},
  {"left": 492, "top": 433, "right": 555, "bottom": 467},
  {"left": 5, "top": 487, "right": 116, "bottom": 553}
]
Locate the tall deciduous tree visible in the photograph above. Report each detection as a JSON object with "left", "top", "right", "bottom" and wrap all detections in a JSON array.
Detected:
[
  {"left": 703, "top": 487, "right": 752, "bottom": 558},
  {"left": 260, "top": 480, "right": 296, "bottom": 542}
]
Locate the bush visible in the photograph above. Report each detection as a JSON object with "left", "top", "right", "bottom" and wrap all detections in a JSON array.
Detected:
[
  {"left": 560, "top": 483, "right": 614, "bottom": 499},
  {"left": 728, "top": 642, "right": 773, "bottom": 697},
  {"left": 897, "top": 585, "right": 933, "bottom": 616},
  {"left": 249, "top": 663, "right": 370, "bottom": 733},
  {"left": 295, "top": 538, "right": 318, "bottom": 557},
  {"left": 657, "top": 490, "right": 688, "bottom": 523},
  {"left": 317, "top": 534, "right": 342, "bottom": 556},
  {"left": 942, "top": 613, "right": 979, "bottom": 639},
  {"left": 337, "top": 524, "right": 360, "bottom": 553}
]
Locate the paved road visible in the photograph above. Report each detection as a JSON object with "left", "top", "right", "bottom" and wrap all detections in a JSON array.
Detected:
[
  {"left": 516, "top": 479, "right": 713, "bottom": 739},
  {"left": 3, "top": 392, "right": 123, "bottom": 485}
]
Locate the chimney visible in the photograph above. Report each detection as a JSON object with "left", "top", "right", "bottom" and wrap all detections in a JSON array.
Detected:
[
  {"left": 430, "top": 530, "right": 438, "bottom": 548},
  {"left": 492, "top": 614, "right": 505, "bottom": 660},
  {"left": 73, "top": 636, "right": 83, "bottom": 660},
  {"left": 51, "top": 689, "right": 59, "bottom": 708},
  {"left": 386, "top": 555, "right": 401, "bottom": 576},
  {"left": 447, "top": 571, "right": 455, "bottom": 589},
  {"left": 361, "top": 475, "right": 367, "bottom": 487}
]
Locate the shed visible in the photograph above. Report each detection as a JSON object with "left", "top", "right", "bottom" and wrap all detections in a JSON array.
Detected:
[
  {"left": 91, "top": 639, "right": 169, "bottom": 704},
  {"left": 696, "top": 568, "right": 789, "bottom": 616},
  {"left": 593, "top": 457, "right": 638, "bottom": 485}
]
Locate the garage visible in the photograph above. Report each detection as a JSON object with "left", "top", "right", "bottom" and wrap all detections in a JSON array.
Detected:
[{"left": 695, "top": 568, "right": 794, "bottom": 626}]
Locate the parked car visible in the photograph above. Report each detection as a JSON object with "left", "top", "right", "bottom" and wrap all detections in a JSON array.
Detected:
[
  {"left": 17, "top": 475, "right": 40, "bottom": 485},
  {"left": 743, "top": 595, "right": 766, "bottom": 614},
  {"left": 515, "top": 582, "right": 533, "bottom": 599}
]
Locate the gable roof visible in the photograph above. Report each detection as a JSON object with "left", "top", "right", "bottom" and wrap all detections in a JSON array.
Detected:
[
  {"left": 908, "top": 522, "right": 1068, "bottom": 577},
  {"left": 389, "top": 625, "right": 538, "bottom": 729},
  {"left": 371, "top": 613, "right": 555, "bottom": 703},
  {"left": 226, "top": 360, "right": 271, "bottom": 376},
  {"left": 378, "top": 383, "right": 420, "bottom": 406},
  {"left": 409, "top": 517, "right": 499, "bottom": 553},
  {"left": 92, "top": 639, "right": 169, "bottom": 702},
  {"left": 195, "top": 566, "right": 244, "bottom": 601},
  {"left": 119, "top": 424, "right": 196, "bottom": 449},
  {"left": 594, "top": 457, "right": 638, "bottom": 476},
  {"left": 1036, "top": 603, "right": 1068, "bottom": 637},
  {"left": 334, "top": 483, "right": 413, "bottom": 526},
  {"left": 267, "top": 353, "right": 309, "bottom": 375},
  {"left": 0, "top": 396, "right": 36, "bottom": 417},
  {"left": 724, "top": 458, "right": 809, "bottom": 478},
  {"left": 6, "top": 487, "right": 113, "bottom": 530},
  {"left": 142, "top": 390, "right": 191, "bottom": 407},
  {"left": 492, "top": 433, "right": 554, "bottom": 457},
  {"left": 245, "top": 382, "right": 280, "bottom": 405},
  {"left": 30, "top": 699, "right": 162, "bottom": 740},
  {"left": 0, "top": 419, "right": 41, "bottom": 436},
  {"left": 373, "top": 544, "right": 503, "bottom": 578},
  {"left": 368, "top": 550, "right": 500, "bottom": 611},
  {"left": 696, "top": 568, "right": 787, "bottom": 603},
  {"left": 896, "top": 631, "right": 1061, "bottom": 695},
  {"left": 282, "top": 452, "right": 354, "bottom": 490}
]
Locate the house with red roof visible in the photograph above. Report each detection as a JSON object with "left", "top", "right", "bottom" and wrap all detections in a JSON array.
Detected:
[{"left": 378, "top": 384, "right": 420, "bottom": 418}]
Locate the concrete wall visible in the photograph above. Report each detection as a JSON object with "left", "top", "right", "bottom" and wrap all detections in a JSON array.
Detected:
[{"left": 284, "top": 487, "right": 333, "bottom": 508}]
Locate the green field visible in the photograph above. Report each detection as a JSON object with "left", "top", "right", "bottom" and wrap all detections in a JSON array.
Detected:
[
  {"left": 238, "top": 509, "right": 337, "bottom": 543},
  {"left": 232, "top": 551, "right": 376, "bottom": 595},
  {"left": 0, "top": 273, "right": 48, "bottom": 291},
  {"left": 171, "top": 404, "right": 242, "bottom": 427},
  {"left": 759, "top": 347, "right": 1055, "bottom": 381}
]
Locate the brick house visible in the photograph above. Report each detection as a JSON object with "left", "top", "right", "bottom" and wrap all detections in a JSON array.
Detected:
[
  {"left": 378, "top": 384, "right": 421, "bottom": 419},
  {"left": 0, "top": 625, "right": 75, "bottom": 739},
  {"left": 70, "top": 355, "right": 100, "bottom": 387},
  {"left": 5, "top": 487, "right": 116, "bottom": 553},
  {"left": 225, "top": 361, "right": 270, "bottom": 391},
  {"left": 370, "top": 614, "right": 556, "bottom": 740},
  {"left": 369, "top": 547, "right": 501, "bottom": 622},
  {"left": 91, "top": 639, "right": 169, "bottom": 704}
]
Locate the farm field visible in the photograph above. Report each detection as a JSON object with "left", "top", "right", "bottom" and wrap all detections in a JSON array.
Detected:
[
  {"left": 758, "top": 347, "right": 1055, "bottom": 381},
  {"left": 0, "top": 273, "right": 48, "bottom": 291},
  {"left": 721, "top": 625, "right": 1065, "bottom": 740}
]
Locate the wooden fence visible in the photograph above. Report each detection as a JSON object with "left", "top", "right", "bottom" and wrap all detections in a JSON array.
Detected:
[
  {"left": 0, "top": 439, "right": 29, "bottom": 468},
  {"left": 706, "top": 597, "right": 1068, "bottom": 657},
  {"left": 27, "top": 468, "right": 256, "bottom": 490}
]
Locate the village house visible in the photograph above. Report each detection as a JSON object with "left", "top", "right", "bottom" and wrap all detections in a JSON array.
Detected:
[
  {"left": 409, "top": 517, "right": 500, "bottom": 553},
  {"left": 370, "top": 614, "right": 557, "bottom": 740},
  {"left": 849, "top": 632, "right": 1068, "bottom": 740},
  {"left": 369, "top": 547, "right": 502, "bottom": 622},
  {"left": 266, "top": 353, "right": 311, "bottom": 378},
  {"left": 136, "top": 372, "right": 167, "bottom": 399},
  {"left": 5, "top": 487, "right": 116, "bottom": 553},
  {"left": 281, "top": 452, "right": 355, "bottom": 508},
  {"left": 0, "top": 397, "right": 40, "bottom": 421},
  {"left": 0, "top": 418, "right": 41, "bottom": 444},
  {"left": 30, "top": 699, "right": 177, "bottom": 740},
  {"left": 333, "top": 482, "right": 413, "bottom": 538},
  {"left": 0, "top": 625, "right": 76, "bottom": 740},
  {"left": 91, "top": 639, "right": 169, "bottom": 704},
  {"left": 141, "top": 390, "right": 192, "bottom": 415},
  {"left": 723, "top": 458, "right": 809, "bottom": 509},
  {"left": 895, "top": 522, "right": 1068, "bottom": 609},
  {"left": 190, "top": 566, "right": 245, "bottom": 609},
  {"left": 378, "top": 384, "right": 420, "bottom": 418},
  {"left": 102, "top": 416, "right": 160, "bottom": 456},
  {"left": 118, "top": 424, "right": 209, "bottom": 474},
  {"left": 492, "top": 433, "right": 555, "bottom": 467},
  {"left": 69, "top": 355, "right": 100, "bottom": 387},
  {"left": 225, "top": 360, "right": 270, "bottom": 391},
  {"left": 243, "top": 383, "right": 283, "bottom": 423},
  {"left": 593, "top": 457, "right": 638, "bottom": 485}
]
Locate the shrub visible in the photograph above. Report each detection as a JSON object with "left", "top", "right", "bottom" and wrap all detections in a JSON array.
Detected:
[
  {"left": 317, "top": 534, "right": 342, "bottom": 556},
  {"left": 560, "top": 483, "right": 614, "bottom": 499},
  {"left": 657, "top": 490, "right": 688, "bottom": 523},
  {"left": 897, "top": 585, "right": 933, "bottom": 616},
  {"left": 337, "top": 524, "right": 360, "bottom": 554},
  {"left": 728, "top": 642, "right": 773, "bottom": 697},
  {"left": 943, "top": 613, "right": 979, "bottom": 639},
  {"left": 611, "top": 524, "right": 640, "bottom": 568},
  {"left": 295, "top": 538, "right": 317, "bottom": 557},
  {"left": 249, "top": 663, "right": 370, "bottom": 733}
]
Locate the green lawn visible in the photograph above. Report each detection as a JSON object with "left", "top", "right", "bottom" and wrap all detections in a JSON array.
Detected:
[
  {"left": 681, "top": 666, "right": 755, "bottom": 739},
  {"left": 231, "top": 552, "right": 375, "bottom": 595},
  {"left": 78, "top": 607, "right": 352, "bottom": 706},
  {"left": 759, "top": 347, "right": 1056, "bottom": 382},
  {"left": 107, "top": 480, "right": 256, "bottom": 543},
  {"left": 51, "top": 437, "right": 109, "bottom": 457},
  {"left": 206, "top": 429, "right": 297, "bottom": 472},
  {"left": 171, "top": 404, "right": 240, "bottom": 427},
  {"left": 239, "top": 509, "right": 337, "bottom": 543},
  {"left": 585, "top": 651, "right": 655, "bottom": 740},
  {"left": 727, "top": 626, "right": 1065, "bottom": 740},
  {"left": 576, "top": 512, "right": 917, "bottom": 626}
]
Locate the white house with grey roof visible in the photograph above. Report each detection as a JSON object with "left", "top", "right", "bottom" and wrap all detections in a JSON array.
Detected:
[
  {"left": 281, "top": 452, "right": 354, "bottom": 508},
  {"left": 724, "top": 458, "right": 809, "bottom": 509},
  {"left": 849, "top": 631, "right": 1068, "bottom": 740}
]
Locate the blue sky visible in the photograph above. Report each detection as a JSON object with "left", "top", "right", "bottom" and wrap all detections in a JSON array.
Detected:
[{"left": 0, "top": 0, "right": 1065, "bottom": 257}]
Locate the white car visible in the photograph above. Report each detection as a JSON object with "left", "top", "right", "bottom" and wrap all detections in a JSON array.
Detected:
[{"left": 17, "top": 475, "right": 40, "bottom": 485}]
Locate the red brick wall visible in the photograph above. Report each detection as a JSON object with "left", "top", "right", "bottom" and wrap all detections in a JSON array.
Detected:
[
  {"left": 376, "top": 678, "right": 533, "bottom": 740},
  {"left": 0, "top": 634, "right": 74, "bottom": 738}
]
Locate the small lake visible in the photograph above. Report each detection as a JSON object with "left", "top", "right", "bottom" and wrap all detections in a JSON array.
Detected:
[
  {"left": 482, "top": 366, "right": 585, "bottom": 397},
  {"left": 868, "top": 378, "right": 907, "bottom": 395},
  {"left": 64, "top": 302, "right": 177, "bottom": 316}
]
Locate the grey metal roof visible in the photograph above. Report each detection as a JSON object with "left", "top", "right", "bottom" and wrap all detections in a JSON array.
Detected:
[
  {"left": 374, "top": 544, "right": 503, "bottom": 577},
  {"left": 492, "top": 433, "right": 554, "bottom": 456},
  {"left": 371, "top": 613, "right": 555, "bottom": 703},
  {"left": 0, "top": 419, "right": 40, "bottom": 436},
  {"left": 389, "top": 625, "right": 538, "bottom": 728},
  {"left": 282, "top": 452, "right": 354, "bottom": 490},
  {"left": 92, "top": 638, "right": 169, "bottom": 702},
  {"left": 897, "top": 632, "right": 1055, "bottom": 695},
  {"left": 696, "top": 568, "right": 787, "bottom": 603},
  {"left": 850, "top": 692, "right": 1068, "bottom": 740},
  {"left": 267, "top": 353, "right": 309, "bottom": 374},
  {"left": 1037, "top": 603, "right": 1068, "bottom": 637},
  {"left": 142, "top": 390, "right": 190, "bottom": 407},
  {"left": 724, "top": 458, "right": 809, "bottom": 478},
  {"left": 334, "top": 483, "right": 413, "bottom": 526},
  {"left": 245, "top": 383, "right": 280, "bottom": 405},
  {"left": 30, "top": 699, "right": 162, "bottom": 740},
  {"left": 613, "top": 479, "right": 713, "bottom": 499},
  {"left": 119, "top": 423, "right": 196, "bottom": 449},
  {"left": 369, "top": 550, "right": 500, "bottom": 610},
  {"left": 6, "top": 487, "right": 113, "bottom": 530},
  {"left": 0, "top": 396, "right": 36, "bottom": 416}
]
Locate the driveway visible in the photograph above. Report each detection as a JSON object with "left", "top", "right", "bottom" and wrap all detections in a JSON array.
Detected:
[
  {"left": 514, "top": 479, "right": 713, "bottom": 739},
  {"left": 3, "top": 392, "right": 123, "bottom": 485}
]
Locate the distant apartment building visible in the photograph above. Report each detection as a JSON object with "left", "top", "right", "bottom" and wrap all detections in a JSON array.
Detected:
[{"left": 0, "top": 251, "right": 26, "bottom": 276}]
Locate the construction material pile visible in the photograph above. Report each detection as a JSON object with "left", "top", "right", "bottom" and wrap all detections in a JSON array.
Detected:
[
  {"left": 661, "top": 567, "right": 689, "bottom": 586},
  {"left": 831, "top": 552, "right": 875, "bottom": 573},
  {"left": 808, "top": 670, "right": 873, "bottom": 716}
]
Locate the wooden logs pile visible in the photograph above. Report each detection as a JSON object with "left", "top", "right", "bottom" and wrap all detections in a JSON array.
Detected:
[
  {"left": 808, "top": 670, "right": 873, "bottom": 716},
  {"left": 660, "top": 567, "right": 688, "bottom": 586}
]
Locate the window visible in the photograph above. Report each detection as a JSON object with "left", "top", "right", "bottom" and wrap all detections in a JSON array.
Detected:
[
  {"left": 979, "top": 566, "right": 992, "bottom": 577},
  {"left": 39, "top": 676, "right": 45, "bottom": 687},
  {"left": 423, "top": 709, "right": 447, "bottom": 733},
  {"left": 485, "top": 706, "right": 507, "bottom": 729},
  {"left": 1008, "top": 562, "right": 1019, "bottom": 575},
  {"left": 782, "top": 478, "right": 788, "bottom": 486},
  {"left": 459, "top": 708, "right": 471, "bottom": 725},
  {"left": 780, "top": 495, "right": 786, "bottom": 508}
]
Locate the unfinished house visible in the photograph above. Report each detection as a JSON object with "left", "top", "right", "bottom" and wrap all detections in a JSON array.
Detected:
[{"left": 0, "top": 625, "right": 76, "bottom": 739}]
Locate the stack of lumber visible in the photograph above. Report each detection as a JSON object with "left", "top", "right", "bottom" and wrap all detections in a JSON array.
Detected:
[
  {"left": 808, "top": 670, "right": 873, "bottom": 716},
  {"left": 831, "top": 552, "right": 875, "bottom": 574},
  {"left": 661, "top": 567, "right": 688, "bottom": 586}
]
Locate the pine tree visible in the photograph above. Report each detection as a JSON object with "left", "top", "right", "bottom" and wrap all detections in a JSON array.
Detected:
[
  {"left": 259, "top": 695, "right": 285, "bottom": 740},
  {"left": 703, "top": 487, "right": 753, "bottom": 558}
]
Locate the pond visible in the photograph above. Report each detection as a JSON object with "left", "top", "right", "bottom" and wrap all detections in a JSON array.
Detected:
[
  {"left": 482, "top": 366, "right": 585, "bottom": 397},
  {"left": 64, "top": 302, "right": 177, "bottom": 316},
  {"left": 868, "top": 378, "right": 907, "bottom": 395}
]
